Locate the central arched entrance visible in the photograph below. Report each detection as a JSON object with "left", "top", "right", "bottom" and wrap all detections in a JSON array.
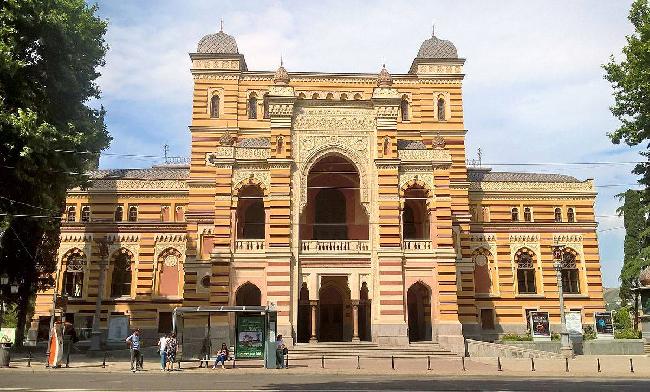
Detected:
[
  {"left": 407, "top": 282, "right": 432, "bottom": 342},
  {"left": 319, "top": 285, "right": 344, "bottom": 341}
]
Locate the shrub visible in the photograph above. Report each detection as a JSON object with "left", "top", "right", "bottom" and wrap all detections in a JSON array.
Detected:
[
  {"left": 613, "top": 306, "right": 633, "bottom": 331},
  {"left": 614, "top": 329, "right": 641, "bottom": 339},
  {"left": 501, "top": 333, "right": 532, "bottom": 341},
  {"left": 583, "top": 325, "right": 596, "bottom": 340},
  {"left": 551, "top": 332, "right": 560, "bottom": 341}
]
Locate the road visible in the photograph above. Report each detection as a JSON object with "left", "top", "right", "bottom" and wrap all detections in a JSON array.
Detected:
[{"left": 0, "top": 370, "right": 649, "bottom": 391}]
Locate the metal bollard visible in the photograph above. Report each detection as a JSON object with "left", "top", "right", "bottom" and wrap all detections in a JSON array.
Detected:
[
  {"left": 497, "top": 356, "right": 502, "bottom": 371},
  {"left": 565, "top": 357, "right": 569, "bottom": 372},
  {"left": 321, "top": 355, "right": 324, "bottom": 368},
  {"left": 597, "top": 358, "right": 601, "bottom": 373},
  {"left": 391, "top": 355, "right": 395, "bottom": 370},
  {"left": 356, "top": 355, "right": 360, "bottom": 370},
  {"left": 630, "top": 358, "right": 634, "bottom": 373},
  {"left": 462, "top": 356, "right": 466, "bottom": 371},
  {"left": 531, "top": 357, "right": 535, "bottom": 371},
  {"left": 427, "top": 355, "right": 431, "bottom": 371},
  {"left": 232, "top": 357, "right": 236, "bottom": 369},
  {"left": 285, "top": 353, "right": 289, "bottom": 369},
  {"left": 102, "top": 352, "right": 107, "bottom": 368},
  {"left": 27, "top": 350, "right": 32, "bottom": 368}
]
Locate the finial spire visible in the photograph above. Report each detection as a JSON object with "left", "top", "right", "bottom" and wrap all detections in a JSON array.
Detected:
[
  {"left": 432, "top": 24, "right": 435, "bottom": 37},
  {"left": 220, "top": 18, "right": 224, "bottom": 32},
  {"left": 280, "top": 55, "right": 283, "bottom": 67}
]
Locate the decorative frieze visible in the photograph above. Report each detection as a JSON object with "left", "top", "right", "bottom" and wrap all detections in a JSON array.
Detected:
[
  {"left": 508, "top": 233, "right": 541, "bottom": 257},
  {"left": 80, "top": 179, "right": 187, "bottom": 191},
  {"left": 416, "top": 64, "right": 463, "bottom": 74},
  {"left": 293, "top": 106, "right": 375, "bottom": 131},
  {"left": 398, "top": 148, "right": 451, "bottom": 163},
  {"left": 470, "top": 181, "right": 595, "bottom": 193},
  {"left": 191, "top": 59, "right": 240, "bottom": 70},
  {"left": 232, "top": 169, "right": 270, "bottom": 193}
]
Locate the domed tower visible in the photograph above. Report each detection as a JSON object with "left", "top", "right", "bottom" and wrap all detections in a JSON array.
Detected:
[
  {"left": 190, "top": 22, "right": 247, "bottom": 71},
  {"left": 409, "top": 27, "right": 463, "bottom": 76}
]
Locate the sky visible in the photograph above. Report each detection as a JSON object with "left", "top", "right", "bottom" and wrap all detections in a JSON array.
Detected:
[{"left": 92, "top": 0, "right": 639, "bottom": 287}]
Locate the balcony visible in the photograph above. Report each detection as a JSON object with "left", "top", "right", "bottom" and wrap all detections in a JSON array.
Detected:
[
  {"left": 403, "top": 240, "right": 433, "bottom": 251},
  {"left": 234, "top": 239, "right": 265, "bottom": 252},
  {"left": 300, "top": 240, "right": 370, "bottom": 254}
]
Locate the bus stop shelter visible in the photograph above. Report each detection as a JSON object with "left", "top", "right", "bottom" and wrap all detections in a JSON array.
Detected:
[{"left": 172, "top": 305, "right": 278, "bottom": 369}]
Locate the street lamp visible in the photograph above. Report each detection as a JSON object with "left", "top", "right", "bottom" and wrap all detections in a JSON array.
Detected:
[
  {"left": 0, "top": 272, "right": 20, "bottom": 367},
  {"left": 90, "top": 237, "right": 112, "bottom": 351},
  {"left": 552, "top": 245, "right": 574, "bottom": 357}
]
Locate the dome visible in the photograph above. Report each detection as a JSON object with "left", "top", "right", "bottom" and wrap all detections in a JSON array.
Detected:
[
  {"left": 197, "top": 28, "right": 239, "bottom": 54},
  {"left": 274, "top": 60, "right": 290, "bottom": 85},
  {"left": 640, "top": 266, "right": 650, "bottom": 286},
  {"left": 417, "top": 31, "right": 458, "bottom": 59},
  {"left": 377, "top": 65, "right": 393, "bottom": 87}
]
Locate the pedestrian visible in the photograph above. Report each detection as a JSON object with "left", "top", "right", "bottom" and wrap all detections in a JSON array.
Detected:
[
  {"left": 158, "top": 333, "right": 168, "bottom": 371},
  {"left": 275, "top": 334, "right": 286, "bottom": 369},
  {"left": 125, "top": 328, "right": 142, "bottom": 373},
  {"left": 165, "top": 333, "right": 178, "bottom": 371},
  {"left": 62, "top": 321, "right": 78, "bottom": 368},
  {"left": 199, "top": 336, "right": 210, "bottom": 368},
  {"left": 212, "top": 342, "right": 228, "bottom": 369}
]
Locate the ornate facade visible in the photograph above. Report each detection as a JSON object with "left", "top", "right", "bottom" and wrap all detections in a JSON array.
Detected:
[{"left": 29, "top": 28, "right": 605, "bottom": 353}]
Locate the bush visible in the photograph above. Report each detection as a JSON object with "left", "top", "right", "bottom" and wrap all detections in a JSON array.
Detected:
[
  {"left": 613, "top": 306, "right": 633, "bottom": 331},
  {"left": 501, "top": 333, "right": 532, "bottom": 341},
  {"left": 583, "top": 325, "right": 596, "bottom": 340},
  {"left": 551, "top": 332, "right": 560, "bottom": 341},
  {"left": 614, "top": 329, "right": 641, "bottom": 339}
]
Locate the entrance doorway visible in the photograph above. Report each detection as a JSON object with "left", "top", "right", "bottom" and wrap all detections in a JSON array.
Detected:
[
  {"left": 319, "top": 285, "right": 344, "bottom": 341},
  {"left": 407, "top": 282, "right": 432, "bottom": 342}
]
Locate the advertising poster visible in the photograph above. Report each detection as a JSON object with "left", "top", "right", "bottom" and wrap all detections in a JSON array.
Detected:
[
  {"left": 594, "top": 312, "right": 614, "bottom": 337},
  {"left": 0, "top": 328, "right": 15, "bottom": 345},
  {"left": 529, "top": 311, "right": 550, "bottom": 340},
  {"left": 236, "top": 315, "right": 265, "bottom": 359},
  {"left": 565, "top": 311, "right": 583, "bottom": 335}
]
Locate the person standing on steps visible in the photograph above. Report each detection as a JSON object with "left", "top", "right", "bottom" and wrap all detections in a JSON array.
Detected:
[{"left": 125, "top": 328, "right": 142, "bottom": 373}]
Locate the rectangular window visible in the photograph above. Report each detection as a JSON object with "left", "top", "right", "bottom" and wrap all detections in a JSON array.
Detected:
[
  {"left": 562, "top": 269, "right": 580, "bottom": 294},
  {"left": 517, "top": 269, "right": 537, "bottom": 294},
  {"left": 158, "top": 312, "right": 173, "bottom": 334},
  {"left": 480, "top": 308, "right": 495, "bottom": 330}
]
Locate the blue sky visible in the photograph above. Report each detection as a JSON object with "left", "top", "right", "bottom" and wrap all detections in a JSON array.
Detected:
[{"left": 92, "top": 0, "right": 639, "bottom": 287}]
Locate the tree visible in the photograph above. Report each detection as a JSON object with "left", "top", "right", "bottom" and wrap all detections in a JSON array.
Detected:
[
  {"left": 604, "top": 0, "right": 650, "bottom": 300},
  {"left": 0, "top": 0, "right": 110, "bottom": 345},
  {"left": 617, "top": 190, "right": 650, "bottom": 302}
]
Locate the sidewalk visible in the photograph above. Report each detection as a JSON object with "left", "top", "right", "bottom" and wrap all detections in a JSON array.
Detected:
[{"left": 3, "top": 353, "right": 650, "bottom": 378}]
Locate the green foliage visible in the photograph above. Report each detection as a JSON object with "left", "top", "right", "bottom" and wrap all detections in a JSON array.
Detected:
[
  {"left": 604, "top": 0, "right": 650, "bottom": 304},
  {"left": 550, "top": 332, "right": 560, "bottom": 341},
  {"left": 583, "top": 325, "right": 597, "bottom": 340},
  {"left": 0, "top": 0, "right": 110, "bottom": 345},
  {"left": 500, "top": 333, "right": 533, "bottom": 341},
  {"left": 613, "top": 306, "right": 634, "bottom": 330},
  {"left": 614, "top": 329, "right": 642, "bottom": 339},
  {"left": 0, "top": 304, "right": 18, "bottom": 328}
]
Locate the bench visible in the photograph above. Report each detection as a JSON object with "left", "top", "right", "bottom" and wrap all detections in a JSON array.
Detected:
[{"left": 177, "top": 346, "right": 235, "bottom": 369}]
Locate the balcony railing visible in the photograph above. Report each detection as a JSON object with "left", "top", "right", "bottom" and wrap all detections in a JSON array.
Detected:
[
  {"left": 300, "top": 240, "right": 370, "bottom": 254},
  {"left": 403, "top": 240, "right": 433, "bottom": 251},
  {"left": 235, "top": 239, "right": 265, "bottom": 252}
]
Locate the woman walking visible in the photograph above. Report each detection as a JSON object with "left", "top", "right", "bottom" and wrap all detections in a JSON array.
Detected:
[{"left": 165, "top": 333, "right": 178, "bottom": 371}]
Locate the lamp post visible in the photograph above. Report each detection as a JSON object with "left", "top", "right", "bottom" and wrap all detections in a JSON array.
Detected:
[
  {"left": 90, "top": 237, "right": 111, "bottom": 351},
  {"left": 552, "top": 245, "right": 574, "bottom": 357}
]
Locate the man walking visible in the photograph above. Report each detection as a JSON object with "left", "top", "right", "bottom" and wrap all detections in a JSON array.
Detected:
[{"left": 126, "top": 328, "right": 142, "bottom": 373}]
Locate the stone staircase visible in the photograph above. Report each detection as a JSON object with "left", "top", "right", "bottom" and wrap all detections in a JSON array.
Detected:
[
  {"left": 644, "top": 343, "right": 650, "bottom": 354},
  {"left": 288, "top": 341, "right": 457, "bottom": 359}
]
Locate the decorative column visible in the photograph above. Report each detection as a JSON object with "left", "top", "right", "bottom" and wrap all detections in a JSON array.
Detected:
[
  {"left": 352, "top": 300, "right": 360, "bottom": 342},
  {"left": 309, "top": 300, "right": 318, "bottom": 343}
]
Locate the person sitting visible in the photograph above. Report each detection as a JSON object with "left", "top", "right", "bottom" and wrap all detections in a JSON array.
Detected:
[{"left": 212, "top": 343, "right": 228, "bottom": 369}]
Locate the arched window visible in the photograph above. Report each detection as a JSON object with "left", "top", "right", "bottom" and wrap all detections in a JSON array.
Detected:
[
  {"left": 175, "top": 206, "right": 184, "bottom": 222},
  {"left": 276, "top": 136, "right": 284, "bottom": 155},
  {"left": 401, "top": 97, "right": 409, "bottom": 121},
  {"left": 554, "top": 208, "right": 562, "bottom": 223},
  {"left": 237, "top": 185, "right": 265, "bottom": 239},
  {"left": 567, "top": 207, "right": 575, "bottom": 223},
  {"left": 128, "top": 206, "right": 138, "bottom": 222},
  {"left": 263, "top": 93, "right": 270, "bottom": 119},
  {"left": 383, "top": 136, "right": 390, "bottom": 157},
  {"left": 473, "top": 248, "right": 492, "bottom": 295},
  {"left": 402, "top": 185, "right": 430, "bottom": 240},
  {"left": 353, "top": 93, "right": 362, "bottom": 100},
  {"left": 63, "top": 251, "right": 85, "bottom": 298},
  {"left": 114, "top": 206, "right": 123, "bottom": 222},
  {"left": 210, "top": 94, "right": 220, "bottom": 118},
  {"left": 248, "top": 93, "right": 257, "bottom": 119},
  {"left": 511, "top": 207, "right": 519, "bottom": 222},
  {"left": 312, "top": 93, "right": 320, "bottom": 100},
  {"left": 515, "top": 248, "right": 537, "bottom": 294},
  {"left": 523, "top": 207, "right": 532, "bottom": 222},
  {"left": 437, "top": 97, "right": 446, "bottom": 121},
  {"left": 110, "top": 250, "right": 132, "bottom": 297},
  {"left": 297, "top": 92, "right": 306, "bottom": 99},
  {"left": 66, "top": 206, "right": 76, "bottom": 222},
  {"left": 326, "top": 93, "right": 334, "bottom": 100},
  {"left": 81, "top": 206, "right": 91, "bottom": 223},
  {"left": 561, "top": 248, "right": 580, "bottom": 294},
  {"left": 235, "top": 282, "right": 262, "bottom": 306},
  {"left": 340, "top": 93, "right": 348, "bottom": 101},
  {"left": 157, "top": 248, "right": 181, "bottom": 297}
]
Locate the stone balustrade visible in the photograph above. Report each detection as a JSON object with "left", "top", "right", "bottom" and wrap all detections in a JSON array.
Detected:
[
  {"left": 403, "top": 240, "right": 433, "bottom": 251},
  {"left": 300, "top": 240, "right": 370, "bottom": 254},
  {"left": 235, "top": 239, "right": 265, "bottom": 252}
]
